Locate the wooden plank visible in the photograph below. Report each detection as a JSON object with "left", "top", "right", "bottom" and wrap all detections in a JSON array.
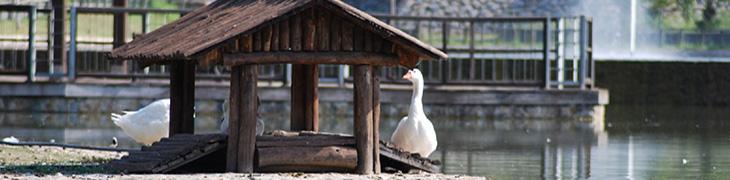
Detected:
[
  {"left": 226, "top": 66, "right": 242, "bottom": 172},
  {"left": 237, "top": 64, "right": 259, "bottom": 173},
  {"left": 342, "top": 21, "right": 354, "bottom": 51},
  {"left": 291, "top": 15, "right": 302, "bottom": 51},
  {"left": 272, "top": 23, "right": 280, "bottom": 51},
  {"left": 240, "top": 35, "right": 253, "bottom": 53},
  {"left": 380, "top": 40, "right": 393, "bottom": 54},
  {"left": 372, "top": 35, "right": 383, "bottom": 53},
  {"left": 256, "top": 136, "right": 355, "bottom": 147},
  {"left": 379, "top": 143, "right": 440, "bottom": 173},
  {"left": 353, "top": 26, "right": 364, "bottom": 51},
  {"left": 156, "top": 143, "right": 227, "bottom": 173},
  {"left": 353, "top": 65, "right": 374, "bottom": 174},
  {"left": 263, "top": 25, "right": 273, "bottom": 52},
  {"left": 280, "top": 19, "right": 290, "bottom": 50},
  {"left": 224, "top": 52, "right": 400, "bottom": 66},
  {"left": 303, "top": 9, "right": 316, "bottom": 51},
  {"left": 330, "top": 17, "right": 341, "bottom": 51},
  {"left": 364, "top": 32, "right": 373, "bottom": 52},
  {"left": 254, "top": 31, "right": 262, "bottom": 52},
  {"left": 257, "top": 146, "right": 357, "bottom": 170},
  {"left": 371, "top": 66, "right": 381, "bottom": 174},
  {"left": 317, "top": 10, "right": 330, "bottom": 51}
]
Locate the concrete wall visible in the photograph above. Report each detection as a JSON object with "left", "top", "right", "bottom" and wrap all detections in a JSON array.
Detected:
[
  {"left": 0, "top": 83, "right": 606, "bottom": 132},
  {"left": 596, "top": 61, "right": 730, "bottom": 106}
]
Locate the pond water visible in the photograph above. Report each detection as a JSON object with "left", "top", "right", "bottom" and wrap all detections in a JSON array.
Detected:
[{"left": 1, "top": 105, "right": 730, "bottom": 179}]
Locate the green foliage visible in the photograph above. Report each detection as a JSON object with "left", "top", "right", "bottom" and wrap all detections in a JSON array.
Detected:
[
  {"left": 648, "top": 0, "right": 730, "bottom": 31},
  {"left": 149, "top": 0, "right": 179, "bottom": 9}
]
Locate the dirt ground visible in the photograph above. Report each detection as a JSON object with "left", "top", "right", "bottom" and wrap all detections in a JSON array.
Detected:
[{"left": 0, "top": 145, "right": 486, "bottom": 179}]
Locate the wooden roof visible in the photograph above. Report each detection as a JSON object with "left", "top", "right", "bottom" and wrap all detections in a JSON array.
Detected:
[{"left": 109, "top": 0, "right": 447, "bottom": 66}]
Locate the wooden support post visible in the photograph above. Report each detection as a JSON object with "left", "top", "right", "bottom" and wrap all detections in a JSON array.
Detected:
[
  {"left": 290, "top": 64, "right": 319, "bottom": 131},
  {"left": 371, "top": 66, "right": 381, "bottom": 173},
  {"left": 169, "top": 60, "right": 195, "bottom": 136},
  {"left": 237, "top": 64, "right": 258, "bottom": 173},
  {"left": 353, "top": 65, "right": 373, "bottom": 174},
  {"left": 226, "top": 66, "right": 242, "bottom": 172}
]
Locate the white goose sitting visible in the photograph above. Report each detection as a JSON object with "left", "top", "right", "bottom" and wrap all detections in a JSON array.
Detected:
[
  {"left": 390, "top": 68, "right": 438, "bottom": 157},
  {"left": 111, "top": 99, "right": 170, "bottom": 146},
  {"left": 220, "top": 98, "right": 265, "bottom": 136}
]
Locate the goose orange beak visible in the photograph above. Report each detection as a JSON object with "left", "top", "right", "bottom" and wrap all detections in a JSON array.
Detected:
[{"left": 402, "top": 70, "right": 413, "bottom": 80}]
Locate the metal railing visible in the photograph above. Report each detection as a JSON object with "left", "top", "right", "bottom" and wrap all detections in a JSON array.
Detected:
[{"left": 0, "top": 5, "right": 594, "bottom": 89}]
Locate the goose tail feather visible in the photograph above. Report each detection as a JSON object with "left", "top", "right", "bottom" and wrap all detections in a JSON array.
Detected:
[{"left": 110, "top": 113, "right": 124, "bottom": 126}]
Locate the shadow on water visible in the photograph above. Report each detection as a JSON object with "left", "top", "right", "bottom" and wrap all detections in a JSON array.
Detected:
[{"left": 2, "top": 105, "right": 730, "bottom": 179}]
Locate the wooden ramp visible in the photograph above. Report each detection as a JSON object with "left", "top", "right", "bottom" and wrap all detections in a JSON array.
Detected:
[
  {"left": 109, "top": 132, "right": 439, "bottom": 173},
  {"left": 108, "top": 134, "right": 227, "bottom": 173}
]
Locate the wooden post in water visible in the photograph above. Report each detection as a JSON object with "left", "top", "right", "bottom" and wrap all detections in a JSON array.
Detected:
[
  {"left": 169, "top": 60, "right": 195, "bottom": 136},
  {"left": 354, "top": 65, "right": 374, "bottom": 174},
  {"left": 237, "top": 64, "right": 258, "bottom": 173}
]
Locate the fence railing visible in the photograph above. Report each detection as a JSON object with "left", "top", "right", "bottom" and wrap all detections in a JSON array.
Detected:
[{"left": 0, "top": 5, "right": 594, "bottom": 89}]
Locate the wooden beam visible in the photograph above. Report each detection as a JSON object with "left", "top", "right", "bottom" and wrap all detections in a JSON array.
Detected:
[
  {"left": 226, "top": 66, "right": 242, "bottom": 172},
  {"left": 290, "top": 64, "right": 318, "bottom": 131},
  {"left": 258, "top": 146, "right": 357, "bottom": 170},
  {"left": 169, "top": 60, "right": 195, "bottom": 136},
  {"left": 224, "top": 52, "right": 399, "bottom": 67},
  {"left": 237, "top": 64, "right": 258, "bottom": 173},
  {"left": 353, "top": 65, "right": 374, "bottom": 174},
  {"left": 371, "top": 66, "right": 381, "bottom": 174}
]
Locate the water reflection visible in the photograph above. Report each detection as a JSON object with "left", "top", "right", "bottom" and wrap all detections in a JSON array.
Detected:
[{"left": 2, "top": 105, "right": 730, "bottom": 179}]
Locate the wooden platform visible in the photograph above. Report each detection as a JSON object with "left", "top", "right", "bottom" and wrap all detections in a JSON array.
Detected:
[{"left": 109, "top": 132, "right": 439, "bottom": 173}]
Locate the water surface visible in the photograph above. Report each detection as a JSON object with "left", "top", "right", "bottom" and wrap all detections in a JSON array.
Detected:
[{"left": 2, "top": 105, "right": 729, "bottom": 179}]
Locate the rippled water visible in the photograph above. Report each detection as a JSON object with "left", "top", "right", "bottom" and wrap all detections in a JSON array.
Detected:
[{"left": 2, "top": 105, "right": 729, "bottom": 179}]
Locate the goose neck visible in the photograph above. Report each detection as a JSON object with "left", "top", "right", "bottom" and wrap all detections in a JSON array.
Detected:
[{"left": 409, "top": 79, "right": 425, "bottom": 117}]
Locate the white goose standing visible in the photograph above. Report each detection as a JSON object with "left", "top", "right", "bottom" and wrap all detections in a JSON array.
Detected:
[
  {"left": 111, "top": 99, "right": 170, "bottom": 146},
  {"left": 390, "top": 68, "right": 438, "bottom": 157}
]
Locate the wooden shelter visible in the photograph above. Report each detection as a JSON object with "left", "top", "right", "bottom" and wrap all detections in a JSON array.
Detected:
[{"left": 110, "top": 0, "right": 446, "bottom": 174}]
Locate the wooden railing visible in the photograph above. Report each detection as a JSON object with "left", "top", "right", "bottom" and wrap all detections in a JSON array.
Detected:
[{"left": 0, "top": 5, "right": 595, "bottom": 89}]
